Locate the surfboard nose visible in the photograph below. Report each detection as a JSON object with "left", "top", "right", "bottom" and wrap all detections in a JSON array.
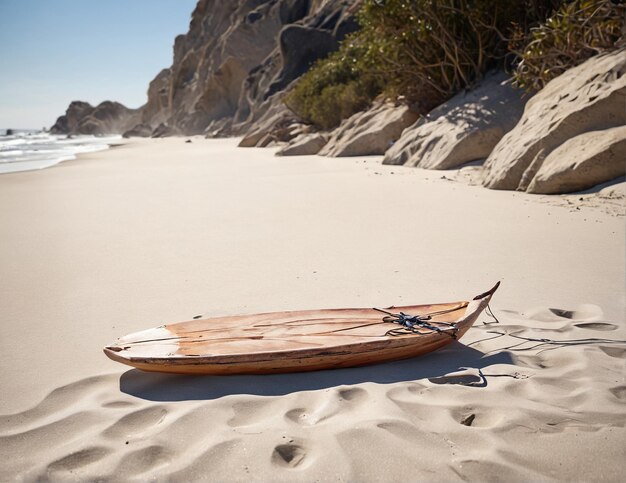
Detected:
[{"left": 104, "top": 345, "right": 130, "bottom": 353}]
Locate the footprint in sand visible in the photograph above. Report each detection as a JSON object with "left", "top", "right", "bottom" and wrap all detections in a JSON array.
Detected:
[
  {"left": 114, "top": 445, "right": 171, "bottom": 476},
  {"left": 551, "top": 305, "right": 603, "bottom": 320},
  {"left": 284, "top": 408, "right": 309, "bottom": 425},
  {"left": 227, "top": 399, "right": 276, "bottom": 428},
  {"left": 376, "top": 420, "right": 420, "bottom": 441},
  {"left": 599, "top": 346, "right": 626, "bottom": 359},
  {"left": 385, "top": 383, "right": 429, "bottom": 402},
  {"left": 337, "top": 387, "right": 368, "bottom": 403},
  {"left": 609, "top": 385, "right": 626, "bottom": 400},
  {"left": 284, "top": 387, "right": 369, "bottom": 426},
  {"left": 102, "top": 406, "right": 168, "bottom": 439},
  {"left": 549, "top": 308, "right": 576, "bottom": 319},
  {"left": 449, "top": 407, "right": 505, "bottom": 428},
  {"left": 384, "top": 384, "right": 433, "bottom": 421},
  {"left": 46, "top": 446, "right": 111, "bottom": 473},
  {"left": 271, "top": 442, "right": 308, "bottom": 469},
  {"left": 525, "top": 304, "right": 604, "bottom": 322},
  {"left": 101, "top": 400, "right": 136, "bottom": 409}
]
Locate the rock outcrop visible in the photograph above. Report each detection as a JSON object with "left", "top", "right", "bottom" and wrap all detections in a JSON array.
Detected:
[
  {"left": 237, "top": 103, "right": 298, "bottom": 147},
  {"left": 151, "top": 0, "right": 355, "bottom": 136},
  {"left": 151, "top": 123, "right": 181, "bottom": 138},
  {"left": 483, "top": 49, "right": 626, "bottom": 190},
  {"left": 50, "top": 101, "right": 140, "bottom": 135},
  {"left": 526, "top": 126, "right": 626, "bottom": 194},
  {"left": 277, "top": 132, "right": 328, "bottom": 156},
  {"left": 51, "top": 1, "right": 356, "bottom": 139},
  {"left": 382, "top": 72, "right": 527, "bottom": 169},
  {"left": 233, "top": 0, "right": 357, "bottom": 144},
  {"left": 317, "top": 102, "right": 418, "bottom": 157},
  {"left": 122, "top": 123, "right": 152, "bottom": 138},
  {"left": 141, "top": 68, "right": 172, "bottom": 128},
  {"left": 48, "top": 2, "right": 624, "bottom": 197},
  {"left": 50, "top": 101, "right": 91, "bottom": 134}
]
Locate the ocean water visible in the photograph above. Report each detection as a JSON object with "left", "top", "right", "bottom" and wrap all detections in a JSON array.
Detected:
[{"left": 0, "top": 129, "right": 121, "bottom": 174}]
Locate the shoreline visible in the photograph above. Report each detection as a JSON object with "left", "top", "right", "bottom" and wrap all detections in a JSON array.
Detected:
[
  {"left": 0, "top": 138, "right": 624, "bottom": 480},
  {"left": 0, "top": 132, "right": 122, "bottom": 175}
]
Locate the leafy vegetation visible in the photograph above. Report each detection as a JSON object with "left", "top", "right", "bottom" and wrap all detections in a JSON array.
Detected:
[
  {"left": 353, "top": 0, "right": 560, "bottom": 107},
  {"left": 285, "top": 0, "right": 623, "bottom": 129},
  {"left": 512, "top": 0, "right": 625, "bottom": 91},
  {"left": 283, "top": 42, "right": 382, "bottom": 130}
]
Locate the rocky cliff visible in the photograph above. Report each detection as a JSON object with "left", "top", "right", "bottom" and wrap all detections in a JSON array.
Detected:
[
  {"left": 49, "top": 1, "right": 625, "bottom": 196},
  {"left": 51, "top": 0, "right": 356, "bottom": 137},
  {"left": 482, "top": 49, "right": 626, "bottom": 192},
  {"left": 379, "top": 49, "right": 626, "bottom": 194},
  {"left": 50, "top": 101, "right": 140, "bottom": 135}
]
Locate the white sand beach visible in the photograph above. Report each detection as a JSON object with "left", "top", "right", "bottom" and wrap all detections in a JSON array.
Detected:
[{"left": 0, "top": 138, "right": 624, "bottom": 481}]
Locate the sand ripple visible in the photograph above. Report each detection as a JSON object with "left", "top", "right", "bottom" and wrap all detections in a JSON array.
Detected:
[{"left": 1, "top": 305, "right": 624, "bottom": 481}]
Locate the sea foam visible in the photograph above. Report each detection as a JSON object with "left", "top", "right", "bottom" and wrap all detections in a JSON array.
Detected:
[{"left": 0, "top": 130, "right": 120, "bottom": 174}]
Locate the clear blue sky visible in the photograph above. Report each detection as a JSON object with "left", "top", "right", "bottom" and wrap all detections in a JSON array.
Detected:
[{"left": 0, "top": 0, "right": 197, "bottom": 129}]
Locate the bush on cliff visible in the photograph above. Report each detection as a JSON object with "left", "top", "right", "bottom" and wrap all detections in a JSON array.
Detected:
[
  {"left": 512, "top": 0, "right": 625, "bottom": 91},
  {"left": 285, "top": 0, "right": 560, "bottom": 129},
  {"left": 354, "top": 0, "right": 560, "bottom": 107},
  {"left": 284, "top": 42, "right": 382, "bottom": 130}
]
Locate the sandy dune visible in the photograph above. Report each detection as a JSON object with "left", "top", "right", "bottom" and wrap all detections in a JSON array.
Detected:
[{"left": 0, "top": 138, "right": 624, "bottom": 481}]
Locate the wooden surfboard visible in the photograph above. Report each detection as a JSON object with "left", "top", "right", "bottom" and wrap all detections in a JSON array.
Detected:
[{"left": 104, "top": 283, "right": 499, "bottom": 374}]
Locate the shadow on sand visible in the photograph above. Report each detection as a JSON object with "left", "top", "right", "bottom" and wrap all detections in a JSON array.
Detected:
[
  {"left": 576, "top": 175, "right": 625, "bottom": 194},
  {"left": 119, "top": 342, "right": 514, "bottom": 402}
]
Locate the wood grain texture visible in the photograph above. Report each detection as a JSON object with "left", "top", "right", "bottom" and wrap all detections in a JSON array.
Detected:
[{"left": 104, "top": 284, "right": 499, "bottom": 374}]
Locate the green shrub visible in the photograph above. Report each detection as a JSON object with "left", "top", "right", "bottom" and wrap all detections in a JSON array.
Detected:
[
  {"left": 284, "top": 42, "right": 382, "bottom": 130},
  {"left": 512, "top": 0, "right": 625, "bottom": 91},
  {"left": 356, "top": 0, "right": 561, "bottom": 107},
  {"left": 285, "top": 0, "right": 562, "bottom": 129}
]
